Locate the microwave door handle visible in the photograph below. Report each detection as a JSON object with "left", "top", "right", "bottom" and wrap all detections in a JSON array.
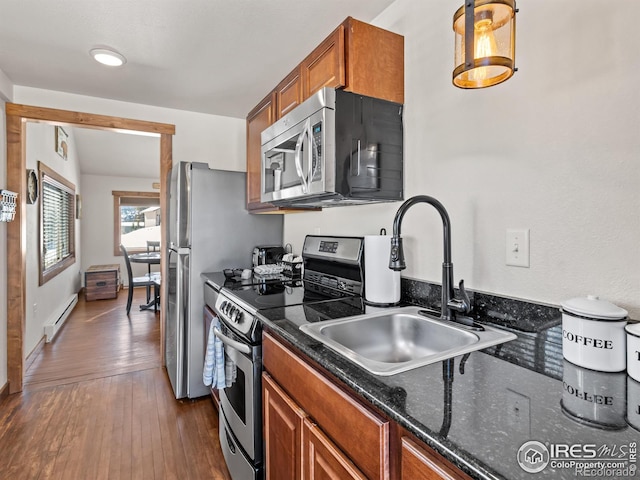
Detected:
[
  {"left": 294, "top": 119, "right": 311, "bottom": 193},
  {"left": 306, "top": 122, "right": 317, "bottom": 187}
]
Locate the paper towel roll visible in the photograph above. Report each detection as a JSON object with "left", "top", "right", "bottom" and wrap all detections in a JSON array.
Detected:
[{"left": 364, "top": 235, "right": 401, "bottom": 305}]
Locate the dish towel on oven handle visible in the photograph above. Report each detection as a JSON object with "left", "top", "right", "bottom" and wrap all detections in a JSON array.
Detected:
[{"left": 203, "top": 316, "right": 226, "bottom": 389}]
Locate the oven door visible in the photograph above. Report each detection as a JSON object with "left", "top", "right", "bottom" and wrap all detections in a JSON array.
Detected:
[{"left": 215, "top": 323, "right": 262, "bottom": 464}]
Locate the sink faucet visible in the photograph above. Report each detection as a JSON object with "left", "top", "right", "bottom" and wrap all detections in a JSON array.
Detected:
[{"left": 389, "top": 195, "right": 471, "bottom": 322}]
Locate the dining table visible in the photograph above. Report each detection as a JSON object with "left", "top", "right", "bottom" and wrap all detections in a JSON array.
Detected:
[{"left": 129, "top": 252, "right": 161, "bottom": 310}]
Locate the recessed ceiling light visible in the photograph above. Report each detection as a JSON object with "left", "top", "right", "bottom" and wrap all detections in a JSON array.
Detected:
[{"left": 90, "top": 48, "right": 126, "bottom": 67}]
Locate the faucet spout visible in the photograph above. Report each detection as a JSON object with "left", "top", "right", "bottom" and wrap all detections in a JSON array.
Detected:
[{"left": 389, "top": 195, "right": 470, "bottom": 322}]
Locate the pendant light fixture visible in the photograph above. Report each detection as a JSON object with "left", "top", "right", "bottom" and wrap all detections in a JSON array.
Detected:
[{"left": 453, "top": 0, "right": 517, "bottom": 89}]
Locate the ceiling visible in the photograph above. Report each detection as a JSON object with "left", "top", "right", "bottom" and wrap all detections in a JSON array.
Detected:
[
  {"left": 0, "top": 0, "right": 395, "bottom": 119},
  {"left": 1, "top": 0, "right": 395, "bottom": 178}
]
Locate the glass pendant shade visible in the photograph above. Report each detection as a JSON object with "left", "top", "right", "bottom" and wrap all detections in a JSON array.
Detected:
[{"left": 453, "top": 0, "right": 516, "bottom": 88}]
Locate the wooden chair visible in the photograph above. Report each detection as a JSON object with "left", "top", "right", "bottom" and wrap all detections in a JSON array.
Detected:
[
  {"left": 146, "top": 240, "right": 161, "bottom": 301},
  {"left": 120, "top": 244, "right": 157, "bottom": 315}
]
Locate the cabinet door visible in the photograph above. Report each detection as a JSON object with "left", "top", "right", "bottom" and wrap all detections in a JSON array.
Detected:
[
  {"left": 301, "top": 24, "right": 346, "bottom": 99},
  {"left": 246, "top": 92, "right": 276, "bottom": 210},
  {"left": 263, "top": 373, "right": 307, "bottom": 480},
  {"left": 276, "top": 67, "right": 303, "bottom": 120},
  {"left": 302, "top": 417, "right": 367, "bottom": 480},
  {"left": 401, "top": 437, "right": 471, "bottom": 480}
]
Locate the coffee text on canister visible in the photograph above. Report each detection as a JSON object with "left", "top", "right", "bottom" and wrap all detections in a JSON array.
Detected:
[{"left": 562, "top": 330, "right": 613, "bottom": 349}]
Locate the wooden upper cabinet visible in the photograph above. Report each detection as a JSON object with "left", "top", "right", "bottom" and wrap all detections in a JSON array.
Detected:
[
  {"left": 246, "top": 91, "right": 276, "bottom": 211},
  {"left": 342, "top": 17, "right": 405, "bottom": 104},
  {"left": 300, "top": 18, "right": 404, "bottom": 104},
  {"left": 301, "top": 25, "right": 346, "bottom": 98},
  {"left": 245, "top": 16, "right": 404, "bottom": 212},
  {"left": 275, "top": 68, "right": 303, "bottom": 120}
]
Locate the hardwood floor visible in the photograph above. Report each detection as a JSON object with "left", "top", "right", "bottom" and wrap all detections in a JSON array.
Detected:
[{"left": 0, "top": 289, "right": 232, "bottom": 480}]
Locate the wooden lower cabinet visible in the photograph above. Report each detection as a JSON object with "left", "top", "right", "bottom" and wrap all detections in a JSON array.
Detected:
[
  {"left": 263, "top": 373, "right": 307, "bottom": 480},
  {"left": 263, "top": 332, "right": 389, "bottom": 479},
  {"left": 263, "top": 331, "right": 473, "bottom": 480},
  {"left": 401, "top": 436, "right": 471, "bottom": 480},
  {"left": 263, "top": 372, "right": 366, "bottom": 480},
  {"left": 303, "top": 417, "right": 366, "bottom": 480}
]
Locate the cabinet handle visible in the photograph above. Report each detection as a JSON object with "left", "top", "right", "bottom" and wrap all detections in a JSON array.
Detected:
[{"left": 96, "top": 281, "right": 107, "bottom": 287}]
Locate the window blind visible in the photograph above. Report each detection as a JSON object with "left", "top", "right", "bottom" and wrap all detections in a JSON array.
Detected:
[{"left": 42, "top": 173, "right": 75, "bottom": 272}]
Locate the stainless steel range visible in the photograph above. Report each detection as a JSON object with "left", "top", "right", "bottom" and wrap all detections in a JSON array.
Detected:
[{"left": 203, "top": 235, "right": 366, "bottom": 480}]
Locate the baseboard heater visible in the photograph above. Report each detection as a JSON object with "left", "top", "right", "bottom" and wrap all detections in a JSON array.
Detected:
[{"left": 44, "top": 294, "right": 78, "bottom": 343}]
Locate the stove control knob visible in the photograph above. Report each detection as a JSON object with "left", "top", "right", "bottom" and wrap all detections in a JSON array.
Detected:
[
  {"left": 234, "top": 310, "right": 243, "bottom": 323},
  {"left": 228, "top": 306, "right": 236, "bottom": 318},
  {"left": 220, "top": 301, "right": 228, "bottom": 313}
]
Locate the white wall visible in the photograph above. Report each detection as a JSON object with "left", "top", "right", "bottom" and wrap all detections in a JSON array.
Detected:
[
  {"left": 25, "top": 123, "right": 82, "bottom": 356},
  {"left": 13, "top": 87, "right": 246, "bottom": 172},
  {"left": 284, "top": 0, "right": 640, "bottom": 318},
  {"left": 81, "top": 173, "right": 159, "bottom": 283},
  {"left": 0, "top": 68, "right": 13, "bottom": 102}
]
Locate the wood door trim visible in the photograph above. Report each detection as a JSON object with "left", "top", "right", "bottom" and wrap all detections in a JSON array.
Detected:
[
  {"left": 5, "top": 104, "right": 175, "bottom": 135},
  {"left": 5, "top": 102, "right": 174, "bottom": 393}
]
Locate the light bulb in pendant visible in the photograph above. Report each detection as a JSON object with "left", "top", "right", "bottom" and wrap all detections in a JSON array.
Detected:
[{"left": 470, "top": 13, "right": 498, "bottom": 83}]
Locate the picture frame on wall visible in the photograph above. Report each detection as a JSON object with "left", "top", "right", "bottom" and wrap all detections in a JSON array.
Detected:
[{"left": 55, "top": 126, "right": 68, "bottom": 160}]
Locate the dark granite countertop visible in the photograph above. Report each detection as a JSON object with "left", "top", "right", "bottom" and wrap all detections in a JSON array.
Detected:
[
  {"left": 258, "top": 297, "right": 640, "bottom": 480},
  {"left": 203, "top": 270, "right": 639, "bottom": 479}
]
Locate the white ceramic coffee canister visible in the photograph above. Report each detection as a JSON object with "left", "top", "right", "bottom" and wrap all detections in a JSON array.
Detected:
[
  {"left": 561, "top": 360, "right": 627, "bottom": 430},
  {"left": 561, "top": 295, "right": 628, "bottom": 372},
  {"left": 626, "top": 323, "right": 640, "bottom": 382}
]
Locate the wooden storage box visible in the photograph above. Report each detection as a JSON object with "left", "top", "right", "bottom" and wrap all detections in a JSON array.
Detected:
[{"left": 85, "top": 264, "right": 121, "bottom": 301}]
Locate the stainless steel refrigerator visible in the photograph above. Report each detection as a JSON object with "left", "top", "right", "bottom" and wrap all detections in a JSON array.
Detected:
[{"left": 166, "top": 162, "right": 283, "bottom": 399}]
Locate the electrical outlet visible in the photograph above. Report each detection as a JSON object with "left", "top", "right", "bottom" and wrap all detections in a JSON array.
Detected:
[
  {"left": 506, "top": 229, "right": 530, "bottom": 267},
  {"left": 506, "top": 388, "right": 531, "bottom": 435}
]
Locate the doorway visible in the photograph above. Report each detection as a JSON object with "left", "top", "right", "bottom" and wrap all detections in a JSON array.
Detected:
[{"left": 5, "top": 103, "right": 175, "bottom": 394}]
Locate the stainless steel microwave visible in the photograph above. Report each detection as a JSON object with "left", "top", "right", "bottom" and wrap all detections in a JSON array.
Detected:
[{"left": 260, "top": 88, "right": 403, "bottom": 207}]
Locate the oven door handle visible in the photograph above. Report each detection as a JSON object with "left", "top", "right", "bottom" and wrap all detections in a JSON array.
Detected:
[{"left": 213, "top": 326, "right": 251, "bottom": 355}]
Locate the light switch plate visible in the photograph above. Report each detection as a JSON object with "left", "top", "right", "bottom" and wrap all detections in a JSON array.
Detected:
[{"left": 506, "top": 229, "right": 530, "bottom": 267}]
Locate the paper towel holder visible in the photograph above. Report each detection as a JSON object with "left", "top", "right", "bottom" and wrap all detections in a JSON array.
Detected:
[{"left": 363, "top": 228, "right": 402, "bottom": 307}]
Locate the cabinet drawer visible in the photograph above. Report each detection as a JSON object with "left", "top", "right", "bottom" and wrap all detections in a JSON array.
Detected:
[
  {"left": 263, "top": 332, "right": 390, "bottom": 480},
  {"left": 401, "top": 436, "right": 472, "bottom": 480}
]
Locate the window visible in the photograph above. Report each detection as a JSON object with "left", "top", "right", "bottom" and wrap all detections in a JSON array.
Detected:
[
  {"left": 39, "top": 162, "right": 76, "bottom": 285},
  {"left": 113, "top": 191, "right": 161, "bottom": 255}
]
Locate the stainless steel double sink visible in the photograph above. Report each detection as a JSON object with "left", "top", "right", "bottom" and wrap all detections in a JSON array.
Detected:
[{"left": 300, "top": 306, "right": 516, "bottom": 376}]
